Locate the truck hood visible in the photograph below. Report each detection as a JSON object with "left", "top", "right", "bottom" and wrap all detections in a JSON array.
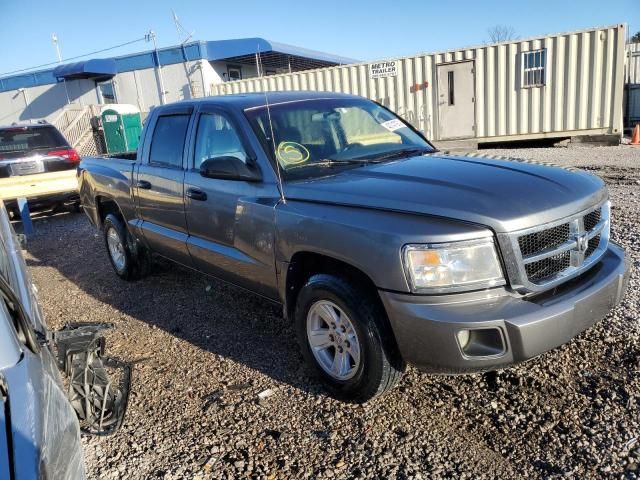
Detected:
[{"left": 283, "top": 154, "right": 607, "bottom": 233}]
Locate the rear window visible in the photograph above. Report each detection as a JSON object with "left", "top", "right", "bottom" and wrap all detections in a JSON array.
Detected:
[{"left": 0, "top": 126, "right": 68, "bottom": 153}]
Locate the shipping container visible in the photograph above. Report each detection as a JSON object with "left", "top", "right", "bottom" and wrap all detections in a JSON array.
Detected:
[
  {"left": 214, "top": 25, "right": 626, "bottom": 144},
  {"left": 627, "top": 42, "right": 640, "bottom": 85}
]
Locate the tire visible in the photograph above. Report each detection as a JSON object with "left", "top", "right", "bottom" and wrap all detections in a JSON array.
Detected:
[
  {"left": 103, "top": 214, "right": 151, "bottom": 281},
  {"left": 295, "top": 274, "right": 406, "bottom": 403}
]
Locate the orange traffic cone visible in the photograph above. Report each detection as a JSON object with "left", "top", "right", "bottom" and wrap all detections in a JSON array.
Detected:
[{"left": 632, "top": 124, "right": 640, "bottom": 146}]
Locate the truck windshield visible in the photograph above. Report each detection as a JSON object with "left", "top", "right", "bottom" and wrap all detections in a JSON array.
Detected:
[{"left": 244, "top": 98, "right": 434, "bottom": 180}]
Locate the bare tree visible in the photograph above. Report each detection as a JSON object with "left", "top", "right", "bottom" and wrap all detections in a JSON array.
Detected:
[{"left": 487, "top": 25, "right": 518, "bottom": 43}]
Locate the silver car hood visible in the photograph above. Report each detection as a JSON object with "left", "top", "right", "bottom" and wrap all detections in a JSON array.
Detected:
[{"left": 283, "top": 154, "right": 607, "bottom": 233}]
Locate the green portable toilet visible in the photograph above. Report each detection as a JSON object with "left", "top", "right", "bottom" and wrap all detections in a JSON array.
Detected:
[{"left": 101, "top": 104, "right": 143, "bottom": 154}]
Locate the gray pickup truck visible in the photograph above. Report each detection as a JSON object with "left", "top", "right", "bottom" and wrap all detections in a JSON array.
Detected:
[{"left": 78, "top": 91, "right": 630, "bottom": 402}]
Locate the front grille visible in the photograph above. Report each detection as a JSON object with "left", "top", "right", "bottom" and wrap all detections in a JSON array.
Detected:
[
  {"left": 584, "top": 209, "right": 601, "bottom": 231},
  {"left": 518, "top": 223, "right": 570, "bottom": 257},
  {"left": 585, "top": 234, "right": 600, "bottom": 258},
  {"left": 525, "top": 251, "right": 571, "bottom": 282},
  {"left": 504, "top": 202, "right": 610, "bottom": 290}
]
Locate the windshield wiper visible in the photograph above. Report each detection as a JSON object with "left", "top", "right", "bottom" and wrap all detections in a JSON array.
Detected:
[
  {"left": 361, "top": 147, "right": 432, "bottom": 162},
  {"left": 284, "top": 158, "right": 373, "bottom": 171}
]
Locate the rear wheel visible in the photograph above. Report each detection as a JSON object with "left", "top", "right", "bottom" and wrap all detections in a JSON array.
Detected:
[
  {"left": 103, "top": 214, "right": 150, "bottom": 281},
  {"left": 295, "top": 274, "right": 405, "bottom": 403}
]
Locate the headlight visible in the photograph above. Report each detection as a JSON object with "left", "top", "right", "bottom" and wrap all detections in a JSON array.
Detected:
[{"left": 402, "top": 239, "right": 505, "bottom": 293}]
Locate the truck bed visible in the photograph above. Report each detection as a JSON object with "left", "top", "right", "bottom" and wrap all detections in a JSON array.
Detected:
[{"left": 92, "top": 152, "right": 137, "bottom": 161}]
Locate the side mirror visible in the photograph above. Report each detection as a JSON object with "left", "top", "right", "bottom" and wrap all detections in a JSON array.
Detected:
[{"left": 199, "top": 156, "right": 262, "bottom": 182}]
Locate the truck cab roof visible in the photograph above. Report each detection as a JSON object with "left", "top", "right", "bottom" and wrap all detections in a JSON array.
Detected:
[{"left": 156, "top": 91, "right": 363, "bottom": 112}]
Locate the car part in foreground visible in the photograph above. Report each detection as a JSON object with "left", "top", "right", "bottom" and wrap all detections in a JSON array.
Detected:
[{"left": 54, "top": 323, "right": 132, "bottom": 436}]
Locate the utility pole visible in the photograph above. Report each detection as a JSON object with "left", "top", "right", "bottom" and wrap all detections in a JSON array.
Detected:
[
  {"left": 18, "top": 88, "right": 31, "bottom": 120},
  {"left": 51, "top": 33, "right": 62, "bottom": 62},
  {"left": 51, "top": 33, "right": 71, "bottom": 105},
  {"left": 146, "top": 30, "right": 167, "bottom": 105}
]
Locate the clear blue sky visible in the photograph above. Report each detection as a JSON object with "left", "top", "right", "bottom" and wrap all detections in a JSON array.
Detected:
[{"left": 0, "top": 0, "right": 638, "bottom": 76}]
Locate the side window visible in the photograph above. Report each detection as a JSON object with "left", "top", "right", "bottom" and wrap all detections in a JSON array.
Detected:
[
  {"left": 194, "top": 113, "right": 248, "bottom": 169},
  {"left": 149, "top": 114, "right": 190, "bottom": 167}
]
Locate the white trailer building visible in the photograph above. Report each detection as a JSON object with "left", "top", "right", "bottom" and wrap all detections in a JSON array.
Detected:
[
  {"left": 214, "top": 25, "right": 627, "bottom": 147},
  {"left": 625, "top": 42, "right": 640, "bottom": 128},
  {"left": 0, "top": 38, "right": 355, "bottom": 153}
]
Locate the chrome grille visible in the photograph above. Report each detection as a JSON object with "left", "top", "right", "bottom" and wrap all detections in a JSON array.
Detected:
[
  {"left": 584, "top": 209, "right": 601, "bottom": 232},
  {"left": 585, "top": 234, "right": 600, "bottom": 258},
  {"left": 524, "top": 251, "right": 571, "bottom": 283},
  {"left": 518, "top": 223, "right": 570, "bottom": 257},
  {"left": 498, "top": 201, "right": 610, "bottom": 292}
]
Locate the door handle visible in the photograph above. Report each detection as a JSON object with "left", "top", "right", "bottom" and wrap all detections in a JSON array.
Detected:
[
  {"left": 186, "top": 188, "right": 207, "bottom": 201},
  {"left": 136, "top": 180, "right": 152, "bottom": 189}
]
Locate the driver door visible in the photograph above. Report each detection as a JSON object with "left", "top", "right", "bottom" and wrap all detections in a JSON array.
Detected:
[{"left": 183, "top": 107, "right": 279, "bottom": 298}]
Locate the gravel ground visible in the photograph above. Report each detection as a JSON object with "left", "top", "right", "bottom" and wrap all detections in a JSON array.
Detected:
[{"left": 19, "top": 145, "right": 640, "bottom": 479}]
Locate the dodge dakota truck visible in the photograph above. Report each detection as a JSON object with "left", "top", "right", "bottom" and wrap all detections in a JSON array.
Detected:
[{"left": 78, "top": 91, "right": 630, "bottom": 402}]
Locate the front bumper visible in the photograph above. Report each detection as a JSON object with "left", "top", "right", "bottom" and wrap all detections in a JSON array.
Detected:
[{"left": 380, "top": 242, "right": 630, "bottom": 373}]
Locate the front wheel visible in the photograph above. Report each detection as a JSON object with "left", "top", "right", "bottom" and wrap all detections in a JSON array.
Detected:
[{"left": 295, "top": 274, "right": 406, "bottom": 403}]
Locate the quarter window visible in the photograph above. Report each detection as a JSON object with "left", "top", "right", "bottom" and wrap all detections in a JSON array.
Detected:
[
  {"left": 194, "top": 113, "right": 248, "bottom": 168},
  {"left": 149, "top": 114, "right": 190, "bottom": 167},
  {"left": 522, "top": 49, "right": 546, "bottom": 87}
]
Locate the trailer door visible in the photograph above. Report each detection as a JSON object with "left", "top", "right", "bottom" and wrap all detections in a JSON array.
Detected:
[{"left": 437, "top": 61, "right": 475, "bottom": 139}]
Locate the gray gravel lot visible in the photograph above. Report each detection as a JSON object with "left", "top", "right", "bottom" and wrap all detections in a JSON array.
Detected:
[{"left": 20, "top": 145, "right": 640, "bottom": 479}]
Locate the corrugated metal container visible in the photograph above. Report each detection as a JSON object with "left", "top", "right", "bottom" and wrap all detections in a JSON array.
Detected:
[
  {"left": 626, "top": 85, "right": 640, "bottom": 127},
  {"left": 627, "top": 42, "right": 640, "bottom": 84},
  {"left": 214, "top": 25, "right": 626, "bottom": 143}
]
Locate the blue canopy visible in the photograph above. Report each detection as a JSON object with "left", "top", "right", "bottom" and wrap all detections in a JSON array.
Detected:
[
  {"left": 52, "top": 59, "right": 117, "bottom": 81},
  {"left": 203, "top": 38, "right": 357, "bottom": 65}
]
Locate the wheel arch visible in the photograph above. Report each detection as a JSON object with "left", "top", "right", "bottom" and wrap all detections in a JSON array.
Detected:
[
  {"left": 95, "top": 195, "right": 123, "bottom": 229},
  {"left": 283, "top": 252, "right": 398, "bottom": 354}
]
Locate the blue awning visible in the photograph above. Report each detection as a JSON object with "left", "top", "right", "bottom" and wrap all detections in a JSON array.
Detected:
[
  {"left": 203, "top": 38, "right": 358, "bottom": 65},
  {"left": 52, "top": 59, "right": 117, "bottom": 81}
]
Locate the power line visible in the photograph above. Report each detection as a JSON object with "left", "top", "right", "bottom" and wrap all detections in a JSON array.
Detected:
[{"left": 0, "top": 36, "right": 148, "bottom": 77}]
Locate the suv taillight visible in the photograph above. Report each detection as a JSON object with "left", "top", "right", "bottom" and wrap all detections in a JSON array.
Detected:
[{"left": 48, "top": 148, "right": 80, "bottom": 163}]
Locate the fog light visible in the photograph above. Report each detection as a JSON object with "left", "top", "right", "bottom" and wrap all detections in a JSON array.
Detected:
[
  {"left": 456, "top": 329, "right": 470, "bottom": 349},
  {"left": 456, "top": 328, "right": 506, "bottom": 358}
]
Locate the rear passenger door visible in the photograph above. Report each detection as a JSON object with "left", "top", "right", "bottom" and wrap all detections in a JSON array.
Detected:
[{"left": 135, "top": 106, "right": 193, "bottom": 266}]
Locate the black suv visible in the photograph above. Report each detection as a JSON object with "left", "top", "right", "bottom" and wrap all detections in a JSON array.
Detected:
[{"left": 0, "top": 123, "right": 80, "bottom": 214}]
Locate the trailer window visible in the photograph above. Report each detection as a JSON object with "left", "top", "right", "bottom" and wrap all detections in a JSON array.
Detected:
[
  {"left": 447, "top": 71, "right": 455, "bottom": 105},
  {"left": 522, "top": 49, "right": 546, "bottom": 87}
]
